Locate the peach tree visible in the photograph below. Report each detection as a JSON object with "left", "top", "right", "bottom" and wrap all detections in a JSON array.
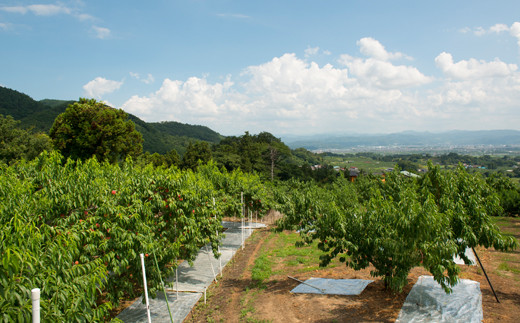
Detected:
[{"left": 277, "top": 163, "right": 518, "bottom": 292}]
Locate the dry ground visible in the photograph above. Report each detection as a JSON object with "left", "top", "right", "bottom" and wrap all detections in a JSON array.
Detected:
[{"left": 186, "top": 217, "right": 520, "bottom": 323}]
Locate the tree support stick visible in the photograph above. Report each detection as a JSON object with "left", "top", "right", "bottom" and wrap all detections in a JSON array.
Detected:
[
  {"left": 472, "top": 247, "right": 499, "bottom": 303},
  {"left": 140, "top": 254, "right": 152, "bottom": 323},
  {"left": 31, "top": 288, "right": 40, "bottom": 323},
  {"left": 153, "top": 252, "right": 174, "bottom": 322}
]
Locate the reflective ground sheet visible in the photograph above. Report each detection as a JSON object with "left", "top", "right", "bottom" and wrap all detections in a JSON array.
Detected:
[
  {"left": 453, "top": 247, "right": 477, "bottom": 265},
  {"left": 290, "top": 278, "right": 373, "bottom": 295},
  {"left": 396, "top": 275, "right": 483, "bottom": 323}
]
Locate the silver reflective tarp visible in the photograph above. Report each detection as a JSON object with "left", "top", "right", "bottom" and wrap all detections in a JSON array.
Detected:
[
  {"left": 396, "top": 275, "right": 483, "bottom": 323},
  {"left": 290, "top": 278, "right": 373, "bottom": 295},
  {"left": 453, "top": 247, "right": 477, "bottom": 265}
]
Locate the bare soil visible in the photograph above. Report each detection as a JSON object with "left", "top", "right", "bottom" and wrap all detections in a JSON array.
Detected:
[{"left": 186, "top": 217, "right": 520, "bottom": 323}]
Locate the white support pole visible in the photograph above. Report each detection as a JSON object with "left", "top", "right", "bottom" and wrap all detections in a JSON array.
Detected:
[
  {"left": 241, "top": 192, "right": 244, "bottom": 250},
  {"left": 241, "top": 192, "right": 244, "bottom": 222},
  {"left": 213, "top": 197, "right": 222, "bottom": 276},
  {"left": 205, "top": 245, "right": 218, "bottom": 282},
  {"left": 140, "top": 254, "right": 152, "bottom": 323},
  {"left": 31, "top": 288, "right": 40, "bottom": 323},
  {"left": 249, "top": 210, "right": 252, "bottom": 236},
  {"left": 241, "top": 217, "right": 245, "bottom": 250}
]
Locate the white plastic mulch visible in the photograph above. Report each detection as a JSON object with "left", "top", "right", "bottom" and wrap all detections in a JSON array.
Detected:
[
  {"left": 453, "top": 247, "right": 477, "bottom": 265},
  {"left": 290, "top": 278, "right": 373, "bottom": 295},
  {"left": 396, "top": 275, "right": 483, "bottom": 323}
]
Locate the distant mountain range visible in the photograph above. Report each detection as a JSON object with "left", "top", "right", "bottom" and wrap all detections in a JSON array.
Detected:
[
  {"left": 281, "top": 130, "right": 520, "bottom": 151},
  {"left": 0, "top": 86, "right": 223, "bottom": 154}
]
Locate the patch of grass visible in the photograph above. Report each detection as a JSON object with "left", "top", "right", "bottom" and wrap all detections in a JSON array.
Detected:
[
  {"left": 251, "top": 254, "right": 272, "bottom": 286},
  {"left": 240, "top": 304, "right": 255, "bottom": 318},
  {"left": 246, "top": 318, "right": 272, "bottom": 323},
  {"left": 240, "top": 287, "right": 264, "bottom": 321},
  {"left": 497, "top": 262, "right": 520, "bottom": 274},
  {"left": 492, "top": 217, "right": 513, "bottom": 229},
  {"left": 266, "top": 232, "right": 344, "bottom": 272}
]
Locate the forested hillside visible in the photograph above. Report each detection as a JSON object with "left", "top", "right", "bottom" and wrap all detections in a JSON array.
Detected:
[{"left": 0, "top": 86, "right": 222, "bottom": 154}]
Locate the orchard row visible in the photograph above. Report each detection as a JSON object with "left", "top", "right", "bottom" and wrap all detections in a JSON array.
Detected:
[
  {"left": 2, "top": 152, "right": 517, "bottom": 322},
  {"left": 0, "top": 152, "right": 274, "bottom": 322}
]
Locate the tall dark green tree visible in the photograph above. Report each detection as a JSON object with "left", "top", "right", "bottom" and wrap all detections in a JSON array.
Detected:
[
  {"left": 164, "top": 148, "right": 181, "bottom": 167},
  {"left": 257, "top": 132, "right": 291, "bottom": 180},
  {"left": 49, "top": 99, "right": 143, "bottom": 163},
  {"left": 213, "top": 131, "right": 292, "bottom": 180},
  {"left": 0, "top": 114, "right": 52, "bottom": 163},
  {"left": 181, "top": 141, "right": 212, "bottom": 170}
]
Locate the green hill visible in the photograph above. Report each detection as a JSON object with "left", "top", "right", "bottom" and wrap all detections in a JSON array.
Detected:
[{"left": 0, "top": 86, "right": 223, "bottom": 154}]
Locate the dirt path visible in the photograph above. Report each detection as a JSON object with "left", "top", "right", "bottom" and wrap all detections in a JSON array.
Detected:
[
  {"left": 185, "top": 227, "right": 272, "bottom": 322},
  {"left": 185, "top": 218, "right": 520, "bottom": 323}
]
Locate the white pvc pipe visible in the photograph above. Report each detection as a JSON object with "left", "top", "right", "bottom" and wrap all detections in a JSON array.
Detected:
[
  {"left": 140, "top": 254, "right": 152, "bottom": 323},
  {"left": 205, "top": 245, "right": 217, "bottom": 282},
  {"left": 31, "top": 288, "right": 40, "bottom": 323},
  {"left": 213, "top": 198, "right": 222, "bottom": 276},
  {"left": 241, "top": 217, "right": 245, "bottom": 250},
  {"left": 249, "top": 210, "right": 252, "bottom": 236}
]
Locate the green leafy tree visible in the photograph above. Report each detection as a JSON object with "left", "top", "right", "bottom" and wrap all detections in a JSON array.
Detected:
[
  {"left": 181, "top": 141, "right": 212, "bottom": 170},
  {"left": 49, "top": 98, "right": 143, "bottom": 163},
  {"left": 396, "top": 159, "right": 418, "bottom": 173},
  {"left": 486, "top": 173, "right": 520, "bottom": 216},
  {"left": 0, "top": 114, "right": 52, "bottom": 163},
  {"left": 164, "top": 148, "right": 181, "bottom": 167},
  {"left": 277, "top": 163, "right": 518, "bottom": 293},
  {"left": 257, "top": 132, "right": 291, "bottom": 181},
  {"left": 213, "top": 131, "right": 293, "bottom": 180}
]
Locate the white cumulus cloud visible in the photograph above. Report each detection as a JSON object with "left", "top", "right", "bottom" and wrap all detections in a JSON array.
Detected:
[
  {"left": 357, "top": 37, "right": 410, "bottom": 61},
  {"left": 117, "top": 36, "right": 520, "bottom": 135},
  {"left": 338, "top": 38, "right": 430, "bottom": 89},
  {"left": 1, "top": 4, "right": 71, "bottom": 16},
  {"left": 490, "top": 23, "right": 509, "bottom": 34},
  {"left": 461, "top": 22, "right": 520, "bottom": 48},
  {"left": 339, "top": 55, "right": 431, "bottom": 89},
  {"left": 304, "top": 46, "right": 320, "bottom": 57},
  {"left": 1, "top": 3, "right": 105, "bottom": 37},
  {"left": 510, "top": 22, "right": 520, "bottom": 47},
  {"left": 27, "top": 4, "right": 71, "bottom": 16},
  {"left": 122, "top": 77, "right": 234, "bottom": 124},
  {"left": 83, "top": 77, "right": 123, "bottom": 98},
  {"left": 467, "top": 23, "right": 511, "bottom": 36},
  {"left": 435, "top": 52, "right": 518, "bottom": 80},
  {"left": 130, "top": 72, "right": 155, "bottom": 84},
  {"left": 92, "top": 26, "right": 110, "bottom": 39},
  {"left": 120, "top": 49, "right": 435, "bottom": 134}
]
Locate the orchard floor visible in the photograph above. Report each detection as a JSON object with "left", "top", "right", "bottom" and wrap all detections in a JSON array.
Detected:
[{"left": 186, "top": 217, "right": 520, "bottom": 323}]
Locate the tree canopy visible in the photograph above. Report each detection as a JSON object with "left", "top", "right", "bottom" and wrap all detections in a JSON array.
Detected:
[
  {"left": 49, "top": 99, "right": 143, "bottom": 163},
  {"left": 213, "top": 131, "right": 292, "bottom": 180},
  {"left": 277, "top": 162, "right": 519, "bottom": 292},
  {"left": 0, "top": 114, "right": 52, "bottom": 163},
  {"left": 181, "top": 141, "right": 212, "bottom": 170}
]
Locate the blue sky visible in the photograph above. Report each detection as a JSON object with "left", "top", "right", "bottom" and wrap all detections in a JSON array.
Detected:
[{"left": 1, "top": 1, "right": 520, "bottom": 136}]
